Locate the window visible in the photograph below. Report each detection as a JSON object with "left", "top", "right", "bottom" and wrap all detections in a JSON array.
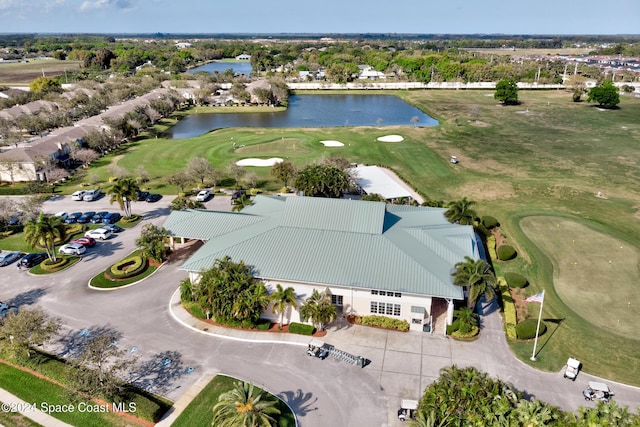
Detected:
[
  {"left": 394, "top": 292, "right": 402, "bottom": 298},
  {"left": 385, "top": 303, "right": 393, "bottom": 315},
  {"left": 331, "top": 295, "right": 343, "bottom": 306},
  {"left": 370, "top": 301, "right": 401, "bottom": 317},
  {"left": 393, "top": 304, "right": 401, "bottom": 316},
  {"left": 379, "top": 291, "right": 387, "bottom": 296},
  {"left": 370, "top": 301, "right": 378, "bottom": 313},
  {"left": 412, "top": 318, "right": 422, "bottom": 324},
  {"left": 371, "top": 290, "right": 378, "bottom": 295}
]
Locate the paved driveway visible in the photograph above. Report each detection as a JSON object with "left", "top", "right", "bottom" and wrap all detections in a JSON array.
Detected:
[{"left": 1, "top": 194, "right": 638, "bottom": 427}]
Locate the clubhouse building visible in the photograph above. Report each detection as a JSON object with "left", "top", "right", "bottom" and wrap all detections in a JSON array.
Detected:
[{"left": 163, "top": 196, "right": 480, "bottom": 333}]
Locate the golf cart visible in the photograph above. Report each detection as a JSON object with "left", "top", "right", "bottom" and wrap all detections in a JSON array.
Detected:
[
  {"left": 450, "top": 155, "right": 459, "bottom": 164},
  {"left": 307, "top": 339, "right": 331, "bottom": 360},
  {"left": 563, "top": 357, "right": 581, "bottom": 380},
  {"left": 583, "top": 381, "right": 613, "bottom": 402},
  {"left": 397, "top": 399, "right": 418, "bottom": 422}
]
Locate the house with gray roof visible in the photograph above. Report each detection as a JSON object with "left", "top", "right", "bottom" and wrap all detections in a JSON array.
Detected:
[{"left": 163, "top": 195, "right": 480, "bottom": 332}]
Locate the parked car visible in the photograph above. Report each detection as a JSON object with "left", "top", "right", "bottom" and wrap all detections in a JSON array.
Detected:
[
  {"left": 99, "top": 224, "right": 123, "bottom": 233},
  {"left": 564, "top": 357, "right": 581, "bottom": 381},
  {"left": 65, "top": 212, "right": 83, "bottom": 224},
  {"left": 231, "top": 190, "right": 246, "bottom": 204},
  {"left": 76, "top": 211, "right": 96, "bottom": 224},
  {"left": 7, "top": 212, "right": 24, "bottom": 225},
  {"left": 101, "top": 212, "right": 121, "bottom": 224},
  {"left": 85, "top": 228, "right": 112, "bottom": 240},
  {"left": 59, "top": 243, "right": 86, "bottom": 256},
  {"left": 55, "top": 211, "right": 68, "bottom": 221},
  {"left": 397, "top": 400, "right": 418, "bottom": 422},
  {"left": 146, "top": 193, "right": 162, "bottom": 203},
  {"left": 18, "top": 252, "right": 47, "bottom": 269},
  {"left": 0, "top": 251, "right": 22, "bottom": 266},
  {"left": 195, "top": 189, "right": 211, "bottom": 201},
  {"left": 0, "top": 302, "right": 18, "bottom": 319},
  {"left": 71, "top": 190, "right": 86, "bottom": 201},
  {"left": 90, "top": 211, "right": 109, "bottom": 224},
  {"left": 136, "top": 191, "right": 149, "bottom": 201},
  {"left": 83, "top": 189, "right": 102, "bottom": 201},
  {"left": 583, "top": 381, "right": 613, "bottom": 402},
  {"left": 71, "top": 237, "right": 96, "bottom": 247}
]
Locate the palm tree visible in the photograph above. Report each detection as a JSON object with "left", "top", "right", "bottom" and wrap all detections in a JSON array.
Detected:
[
  {"left": 23, "top": 212, "right": 66, "bottom": 262},
  {"left": 444, "top": 197, "right": 477, "bottom": 225},
  {"left": 453, "top": 307, "right": 478, "bottom": 334},
  {"left": 107, "top": 176, "right": 140, "bottom": 218},
  {"left": 211, "top": 381, "right": 280, "bottom": 427},
  {"left": 452, "top": 256, "right": 497, "bottom": 310},
  {"left": 232, "top": 194, "right": 252, "bottom": 212},
  {"left": 300, "top": 289, "right": 337, "bottom": 331},
  {"left": 270, "top": 284, "right": 297, "bottom": 329}
]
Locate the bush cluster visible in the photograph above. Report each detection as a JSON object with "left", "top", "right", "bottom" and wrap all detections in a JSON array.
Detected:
[
  {"left": 487, "top": 235, "right": 497, "bottom": 260},
  {"left": 482, "top": 215, "right": 500, "bottom": 229},
  {"left": 499, "top": 278, "right": 517, "bottom": 339},
  {"left": 451, "top": 325, "right": 479, "bottom": 339},
  {"left": 121, "top": 214, "right": 141, "bottom": 224},
  {"left": 497, "top": 245, "right": 517, "bottom": 261},
  {"left": 354, "top": 315, "right": 410, "bottom": 332},
  {"left": 446, "top": 319, "right": 460, "bottom": 335},
  {"left": 516, "top": 318, "right": 547, "bottom": 340},
  {"left": 288, "top": 322, "right": 315, "bottom": 335},
  {"left": 256, "top": 319, "right": 271, "bottom": 331},
  {"left": 40, "top": 258, "right": 68, "bottom": 271},
  {"left": 504, "top": 272, "right": 529, "bottom": 288},
  {"left": 107, "top": 255, "right": 146, "bottom": 279}
]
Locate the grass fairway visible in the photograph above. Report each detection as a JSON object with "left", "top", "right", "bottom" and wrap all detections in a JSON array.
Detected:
[
  {"left": 0, "top": 59, "right": 82, "bottom": 85},
  {"left": 54, "top": 89, "right": 640, "bottom": 385}
]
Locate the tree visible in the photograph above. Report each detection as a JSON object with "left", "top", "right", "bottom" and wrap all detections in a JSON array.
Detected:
[
  {"left": 270, "top": 284, "right": 297, "bottom": 328},
  {"left": 70, "top": 148, "right": 99, "bottom": 168},
  {"left": 494, "top": 79, "right": 519, "bottom": 105},
  {"left": 294, "top": 164, "right": 351, "bottom": 198},
  {"left": 171, "top": 196, "right": 204, "bottom": 211},
  {"left": 166, "top": 170, "right": 192, "bottom": 194},
  {"left": 587, "top": 80, "right": 620, "bottom": 109},
  {"left": 270, "top": 160, "right": 296, "bottom": 187},
  {"left": 299, "top": 289, "right": 337, "bottom": 331},
  {"left": 444, "top": 197, "right": 477, "bottom": 225},
  {"left": 452, "top": 256, "right": 497, "bottom": 310},
  {"left": 566, "top": 74, "right": 587, "bottom": 102},
  {"left": 135, "top": 224, "right": 172, "bottom": 262},
  {"left": 186, "top": 157, "right": 215, "bottom": 186},
  {"left": 227, "top": 164, "right": 245, "bottom": 189},
  {"left": 0, "top": 307, "right": 61, "bottom": 361},
  {"left": 211, "top": 381, "right": 280, "bottom": 427},
  {"left": 29, "top": 77, "right": 62, "bottom": 95},
  {"left": 452, "top": 307, "right": 478, "bottom": 334},
  {"left": 107, "top": 176, "right": 140, "bottom": 218},
  {"left": 361, "top": 193, "right": 386, "bottom": 202},
  {"left": 23, "top": 212, "right": 66, "bottom": 262},
  {"left": 231, "top": 194, "right": 252, "bottom": 212}
]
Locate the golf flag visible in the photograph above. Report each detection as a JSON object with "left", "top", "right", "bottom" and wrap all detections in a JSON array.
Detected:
[{"left": 526, "top": 291, "right": 544, "bottom": 303}]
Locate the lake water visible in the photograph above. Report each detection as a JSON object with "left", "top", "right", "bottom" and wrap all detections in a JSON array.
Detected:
[
  {"left": 167, "top": 94, "right": 438, "bottom": 139},
  {"left": 188, "top": 61, "right": 253, "bottom": 75}
]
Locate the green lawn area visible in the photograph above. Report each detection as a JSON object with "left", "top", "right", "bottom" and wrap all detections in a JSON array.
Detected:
[
  {"left": 172, "top": 374, "right": 295, "bottom": 427},
  {"left": 89, "top": 250, "right": 158, "bottom": 289},
  {"left": 21, "top": 89, "right": 640, "bottom": 385}
]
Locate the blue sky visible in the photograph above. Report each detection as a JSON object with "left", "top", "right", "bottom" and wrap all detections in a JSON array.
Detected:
[{"left": 0, "top": 0, "right": 638, "bottom": 35}]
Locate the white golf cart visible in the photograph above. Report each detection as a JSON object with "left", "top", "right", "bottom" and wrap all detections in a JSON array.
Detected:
[
  {"left": 450, "top": 155, "right": 459, "bottom": 164},
  {"left": 563, "top": 357, "right": 581, "bottom": 380},
  {"left": 306, "top": 339, "right": 331, "bottom": 360},
  {"left": 583, "top": 381, "right": 613, "bottom": 402},
  {"left": 397, "top": 399, "right": 418, "bottom": 422}
]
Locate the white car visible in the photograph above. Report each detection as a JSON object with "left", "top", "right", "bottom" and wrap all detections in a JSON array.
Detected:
[
  {"left": 83, "top": 189, "right": 102, "bottom": 201},
  {"left": 59, "top": 243, "right": 87, "bottom": 256},
  {"left": 85, "top": 228, "right": 112, "bottom": 240},
  {"left": 71, "top": 190, "right": 86, "bottom": 201},
  {"left": 195, "top": 189, "right": 211, "bottom": 201}
]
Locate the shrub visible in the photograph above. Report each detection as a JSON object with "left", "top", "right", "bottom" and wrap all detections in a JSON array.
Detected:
[
  {"left": 497, "top": 245, "right": 517, "bottom": 261},
  {"left": 451, "top": 325, "right": 479, "bottom": 339},
  {"left": 504, "top": 272, "right": 529, "bottom": 288},
  {"left": 499, "top": 278, "right": 517, "bottom": 339},
  {"left": 516, "top": 318, "right": 547, "bottom": 340},
  {"left": 288, "top": 322, "right": 315, "bottom": 335},
  {"left": 107, "top": 255, "right": 146, "bottom": 279},
  {"left": 487, "top": 235, "right": 497, "bottom": 260},
  {"left": 40, "top": 258, "right": 68, "bottom": 271},
  {"left": 482, "top": 215, "right": 500, "bottom": 229},
  {"left": 256, "top": 319, "right": 271, "bottom": 331},
  {"left": 446, "top": 319, "right": 460, "bottom": 335},
  {"left": 121, "top": 214, "right": 141, "bottom": 224},
  {"left": 354, "top": 315, "right": 409, "bottom": 332}
]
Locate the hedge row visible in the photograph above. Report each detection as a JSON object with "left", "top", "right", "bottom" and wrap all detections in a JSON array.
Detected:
[
  {"left": 354, "top": 315, "right": 409, "bottom": 332},
  {"left": 516, "top": 318, "right": 547, "bottom": 340},
  {"left": 288, "top": 322, "right": 315, "bottom": 335},
  {"left": 497, "top": 245, "right": 517, "bottom": 261},
  {"left": 40, "top": 258, "right": 68, "bottom": 271},
  {"left": 107, "top": 255, "right": 146, "bottom": 279},
  {"left": 499, "top": 278, "right": 517, "bottom": 339},
  {"left": 487, "top": 235, "right": 497, "bottom": 261},
  {"left": 504, "top": 272, "right": 529, "bottom": 288},
  {"left": 482, "top": 215, "right": 500, "bottom": 229}
]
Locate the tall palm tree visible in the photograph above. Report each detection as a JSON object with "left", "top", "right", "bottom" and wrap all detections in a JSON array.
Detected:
[
  {"left": 270, "top": 284, "right": 297, "bottom": 328},
  {"left": 444, "top": 197, "right": 477, "bottom": 225},
  {"left": 107, "top": 176, "right": 140, "bottom": 218},
  {"left": 23, "top": 212, "right": 66, "bottom": 262},
  {"left": 300, "top": 289, "right": 337, "bottom": 331},
  {"left": 452, "top": 256, "right": 497, "bottom": 310},
  {"left": 211, "top": 381, "right": 280, "bottom": 427},
  {"left": 232, "top": 194, "right": 252, "bottom": 212}
]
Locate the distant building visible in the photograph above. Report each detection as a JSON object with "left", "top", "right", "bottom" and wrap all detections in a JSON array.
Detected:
[{"left": 235, "top": 54, "right": 251, "bottom": 61}]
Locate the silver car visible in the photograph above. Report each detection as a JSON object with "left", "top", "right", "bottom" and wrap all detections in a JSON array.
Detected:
[{"left": 0, "top": 251, "right": 22, "bottom": 266}]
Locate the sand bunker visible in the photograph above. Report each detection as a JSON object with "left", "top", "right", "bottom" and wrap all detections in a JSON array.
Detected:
[
  {"left": 236, "top": 158, "right": 283, "bottom": 167},
  {"left": 320, "top": 140, "right": 345, "bottom": 147},
  {"left": 377, "top": 135, "right": 404, "bottom": 142}
]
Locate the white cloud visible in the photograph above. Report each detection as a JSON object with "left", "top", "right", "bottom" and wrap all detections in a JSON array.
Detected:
[
  {"left": 0, "top": 0, "right": 20, "bottom": 11},
  {"left": 79, "top": 0, "right": 133, "bottom": 12}
]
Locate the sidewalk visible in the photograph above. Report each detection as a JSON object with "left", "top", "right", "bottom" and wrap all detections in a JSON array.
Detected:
[{"left": 0, "top": 388, "right": 72, "bottom": 427}]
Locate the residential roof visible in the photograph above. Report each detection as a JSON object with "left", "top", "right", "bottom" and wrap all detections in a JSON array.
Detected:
[{"left": 164, "top": 196, "right": 480, "bottom": 299}]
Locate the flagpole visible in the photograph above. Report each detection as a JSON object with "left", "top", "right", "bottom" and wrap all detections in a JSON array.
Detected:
[{"left": 530, "top": 290, "right": 545, "bottom": 361}]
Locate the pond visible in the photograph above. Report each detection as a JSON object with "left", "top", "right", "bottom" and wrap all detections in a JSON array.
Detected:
[
  {"left": 188, "top": 61, "right": 253, "bottom": 75},
  {"left": 167, "top": 94, "right": 438, "bottom": 139}
]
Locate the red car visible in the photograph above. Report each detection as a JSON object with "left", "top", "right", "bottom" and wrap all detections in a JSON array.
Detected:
[{"left": 71, "top": 237, "right": 96, "bottom": 247}]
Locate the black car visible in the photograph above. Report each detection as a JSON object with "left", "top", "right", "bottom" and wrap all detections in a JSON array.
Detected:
[
  {"left": 146, "top": 193, "right": 162, "bottom": 203},
  {"left": 65, "top": 212, "right": 83, "bottom": 224},
  {"left": 100, "top": 224, "right": 124, "bottom": 233},
  {"left": 231, "top": 190, "right": 247, "bottom": 204},
  {"left": 76, "top": 211, "right": 96, "bottom": 224},
  {"left": 18, "top": 252, "right": 47, "bottom": 269},
  {"left": 137, "top": 191, "right": 150, "bottom": 201},
  {"left": 90, "top": 211, "right": 109, "bottom": 224},
  {"left": 102, "top": 212, "right": 122, "bottom": 224}
]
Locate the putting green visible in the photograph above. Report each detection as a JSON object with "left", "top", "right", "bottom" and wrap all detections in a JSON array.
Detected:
[{"left": 520, "top": 216, "right": 640, "bottom": 337}]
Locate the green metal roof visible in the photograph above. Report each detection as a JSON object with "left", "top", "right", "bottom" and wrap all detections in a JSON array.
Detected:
[{"left": 163, "top": 196, "right": 480, "bottom": 300}]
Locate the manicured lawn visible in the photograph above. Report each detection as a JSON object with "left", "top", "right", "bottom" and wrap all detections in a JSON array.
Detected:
[
  {"left": 43, "top": 89, "right": 640, "bottom": 385},
  {"left": 89, "top": 250, "right": 158, "bottom": 289},
  {"left": 172, "top": 375, "right": 295, "bottom": 427}
]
